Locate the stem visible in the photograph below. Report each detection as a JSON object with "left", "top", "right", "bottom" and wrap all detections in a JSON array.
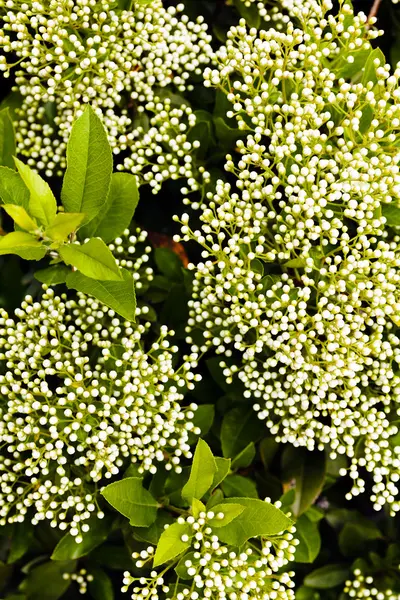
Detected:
[{"left": 367, "top": 0, "right": 382, "bottom": 23}]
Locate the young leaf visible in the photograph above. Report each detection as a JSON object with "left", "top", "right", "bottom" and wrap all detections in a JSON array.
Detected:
[
  {"left": 207, "top": 503, "right": 245, "bottom": 528},
  {"left": 191, "top": 498, "right": 206, "bottom": 518},
  {"left": 0, "top": 166, "right": 29, "bottom": 208},
  {"left": 362, "top": 47, "right": 386, "bottom": 87},
  {"left": 79, "top": 173, "right": 139, "bottom": 243},
  {"left": 211, "top": 457, "right": 231, "bottom": 491},
  {"left": 182, "top": 439, "right": 217, "bottom": 503},
  {"left": 2, "top": 204, "right": 38, "bottom": 232},
  {"left": 59, "top": 238, "right": 122, "bottom": 281},
  {"left": 61, "top": 105, "right": 112, "bottom": 225},
  {"left": 0, "top": 108, "right": 16, "bottom": 169},
  {"left": 215, "top": 498, "right": 293, "bottom": 546},
  {"left": 45, "top": 212, "right": 85, "bottom": 242},
  {"left": 14, "top": 157, "right": 57, "bottom": 226},
  {"left": 51, "top": 518, "right": 110, "bottom": 561},
  {"left": 153, "top": 522, "right": 192, "bottom": 568},
  {"left": 66, "top": 268, "right": 136, "bottom": 321},
  {"left": 35, "top": 265, "right": 70, "bottom": 285},
  {"left": 0, "top": 231, "right": 46, "bottom": 260},
  {"left": 101, "top": 477, "right": 158, "bottom": 527},
  {"left": 303, "top": 564, "right": 350, "bottom": 589}
]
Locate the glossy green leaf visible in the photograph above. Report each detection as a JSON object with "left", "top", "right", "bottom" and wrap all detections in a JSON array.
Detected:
[
  {"left": 35, "top": 265, "right": 70, "bottom": 285},
  {"left": 221, "top": 407, "right": 264, "bottom": 458},
  {"left": 155, "top": 247, "right": 184, "bottom": 282},
  {"left": 281, "top": 447, "right": 326, "bottom": 517},
  {"left": 259, "top": 437, "right": 279, "bottom": 471},
  {"left": 7, "top": 521, "right": 35, "bottom": 564},
  {"left": 51, "top": 518, "right": 110, "bottom": 560},
  {"left": 19, "top": 560, "right": 76, "bottom": 600},
  {"left": 79, "top": 173, "right": 138, "bottom": 243},
  {"left": 207, "top": 503, "right": 245, "bottom": 527},
  {"left": 231, "top": 442, "right": 256, "bottom": 470},
  {"left": 0, "top": 108, "right": 16, "bottom": 169},
  {"left": 215, "top": 498, "right": 293, "bottom": 546},
  {"left": 383, "top": 203, "right": 400, "bottom": 226},
  {"left": 59, "top": 238, "right": 122, "bottom": 281},
  {"left": 362, "top": 47, "right": 386, "bottom": 87},
  {"left": 153, "top": 522, "right": 192, "bottom": 568},
  {"left": 0, "top": 166, "right": 29, "bottom": 208},
  {"left": 338, "top": 521, "right": 382, "bottom": 557},
  {"left": 295, "top": 514, "right": 321, "bottom": 563},
  {"left": 101, "top": 477, "right": 158, "bottom": 527},
  {"left": 45, "top": 212, "right": 85, "bottom": 242},
  {"left": 88, "top": 567, "right": 114, "bottom": 600},
  {"left": 182, "top": 439, "right": 217, "bottom": 503},
  {"left": 66, "top": 268, "right": 136, "bottom": 321},
  {"left": 221, "top": 474, "right": 258, "bottom": 498},
  {"left": 2, "top": 204, "right": 38, "bottom": 232},
  {"left": 61, "top": 105, "right": 112, "bottom": 225},
  {"left": 304, "top": 564, "right": 351, "bottom": 589},
  {"left": 211, "top": 457, "right": 231, "bottom": 491},
  {"left": 190, "top": 404, "right": 215, "bottom": 437},
  {"left": 0, "top": 231, "right": 46, "bottom": 260},
  {"left": 14, "top": 157, "right": 57, "bottom": 226},
  {"left": 133, "top": 512, "right": 174, "bottom": 545},
  {"left": 191, "top": 498, "right": 206, "bottom": 518}
]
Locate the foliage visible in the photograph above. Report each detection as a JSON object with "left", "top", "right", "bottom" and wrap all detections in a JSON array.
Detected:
[{"left": 1, "top": 0, "right": 400, "bottom": 599}]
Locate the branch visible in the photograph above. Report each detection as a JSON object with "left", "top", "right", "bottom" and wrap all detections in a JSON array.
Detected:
[{"left": 367, "top": 0, "right": 382, "bottom": 23}]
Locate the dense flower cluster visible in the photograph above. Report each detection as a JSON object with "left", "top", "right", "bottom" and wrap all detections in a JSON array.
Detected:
[
  {"left": 0, "top": 0, "right": 213, "bottom": 191},
  {"left": 177, "top": 0, "right": 400, "bottom": 513},
  {"left": 0, "top": 228, "right": 201, "bottom": 537},
  {"left": 343, "top": 568, "right": 400, "bottom": 599},
  {"left": 123, "top": 505, "right": 297, "bottom": 600}
]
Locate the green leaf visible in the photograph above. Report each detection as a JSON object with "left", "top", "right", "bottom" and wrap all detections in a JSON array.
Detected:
[
  {"left": 14, "top": 157, "right": 57, "bottom": 226},
  {"left": 284, "top": 258, "right": 306, "bottom": 269},
  {"left": 232, "top": 0, "right": 260, "bottom": 27},
  {"left": 133, "top": 512, "right": 174, "bottom": 545},
  {"left": 304, "top": 564, "right": 351, "bottom": 589},
  {"left": 79, "top": 173, "right": 138, "bottom": 243},
  {"left": 59, "top": 238, "right": 122, "bottom": 281},
  {"left": 61, "top": 105, "right": 112, "bottom": 225},
  {"left": 182, "top": 439, "right": 217, "bottom": 503},
  {"left": 19, "top": 560, "right": 76, "bottom": 600},
  {"left": 35, "top": 265, "right": 70, "bottom": 285},
  {"left": 338, "top": 522, "right": 382, "bottom": 557},
  {"left": 153, "top": 522, "right": 192, "bottom": 568},
  {"left": 0, "top": 108, "right": 16, "bottom": 169},
  {"left": 382, "top": 203, "right": 400, "bottom": 226},
  {"left": 215, "top": 498, "right": 293, "bottom": 546},
  {"left": 259, "top": 437, "right": 279, "bottom": 471},
  {"left": 281, "top": 447, "right": 326, "bottom": 517},
  {"left": 7, "top": 522, "right": 35, "bottom": 564},
  {"left": 0, "top": 166, "right": 29, "bottom": 208},
  {"left": 0, "top": 231, "right": 46, "bottom": 260},
  {"left": 231, "top": 442, "right": 256, "bottom": 470},
  {"left": 190, "top": 404, "right": 215, "bottom": 437},
  {"left": 334, "top": 47, "right": 372, "bottom": 79},
  {"left": 221, "top": 474, "right": 258, "bottom": 498},
  {"left": 51, "top": 518, "right": 110, "bottom": 560},
  {"left": 118, "top": 0, "right": 133, "bottom": 8},
  {"left": 362, "top": 47, "right": 386, "bottom": 87},
  {"left": 66, "top": 268, "right": 136, "bottom": 321},
  {"left": 101, "top": 477, "right": 158, "bottom": 527},
  {"left": 191, "top": 498, "right": 206, "bottom": 518},
  {"left": 211, "top": 457, "right": 231, "bottom": 491},
  {"left": 207, "top": 503, "right": 245, "bottom": 527},
  {"left": 221, "top": 407, "right": 264, "bottom": 458},
  {"left": 155, "top": 247, "right": 184, "bottom": 282},
  {"left": 175, "top": 551, "right": 198, "bottom": 580},
  {"left": 295, "top": 514, "right": 321, "bottom": 563},
  {"left": 2, "top": 205, "right": 38, "bottom": 232},
  {"left": 45, "top": 212, "right": 85, "bottom": 242},
  {"left": 88, "top": 567, "right": 114, "bottom": 600}
]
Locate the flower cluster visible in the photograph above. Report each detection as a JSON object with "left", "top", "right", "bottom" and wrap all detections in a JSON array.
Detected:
[
  {"left": 0, "top": 0, "right": 213, "bottom": 192},
  {"left": 177, "top": 0, "right": 400, "bottom": 513},
  {"left": 343, "top": 568, "right": 400, "bottom": 599},
  {"left": 0, "top": 228, "right": 201, "bottom": 537},
  {"left": 123, "top": 505, "right": 297, "bottom": 600},
  {"left": 63, "top": 569, "right": 94, "bottom": 595}
]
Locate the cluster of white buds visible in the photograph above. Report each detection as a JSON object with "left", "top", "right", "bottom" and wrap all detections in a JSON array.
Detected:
[
  {"left": 343, "top": 568, "right": 400, "bottom": 599},
  {"left": 0, "top": 228, "right": 201, "bottom": 538},
  {"left": 176, "top": 0, "right": 400, "bottom": 513},
  {"left": 63, "top": 569, "right": 94, "bottom": 595},
  {"left": 0, "top": 0, "right": 213, "bottom": 191},
  {"left": 123, "top": 505, "right": 297, "bottom": 600}
]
